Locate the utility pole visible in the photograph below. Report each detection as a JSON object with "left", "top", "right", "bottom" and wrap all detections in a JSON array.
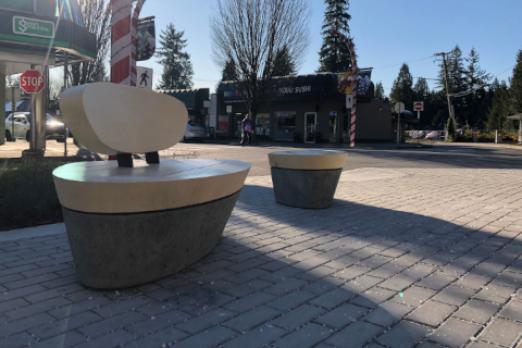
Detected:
[{"left": 435, "top": 52, "right": 457, "bottom": 141}]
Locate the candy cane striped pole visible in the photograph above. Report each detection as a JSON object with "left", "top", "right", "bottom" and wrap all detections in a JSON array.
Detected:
[
  {"left": 334, "top": 31, "right": 358, "bottom": 148},
  {"left": 347, "top": 39, "right": 358, "bottom": 148},
  {"left": 110, "top": 0, "right": 146, "bottom": 166},
  {"left": 111, "top": 0, "right": 133, "bottom": 86},
  {"left": 111, "top": 0, "right": 145, "bottom": 86},
  {"left": 349, "top": 94, "right": 357, "bottom": 148}
]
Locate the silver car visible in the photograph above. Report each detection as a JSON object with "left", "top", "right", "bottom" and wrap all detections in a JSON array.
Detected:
[
  {"left": 4, "top": 112, "right": 66, "bottom": 142},
  {"left": 183, "top": 121, "right": 207, "bottom": 142}
]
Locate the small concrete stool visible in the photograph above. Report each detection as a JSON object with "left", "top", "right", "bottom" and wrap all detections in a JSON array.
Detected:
[
  {"left": 268, "top": 150, "right": 347, "bottom": 209},
  {"left": 54, "top": 83, "right": 250, "bottom": 289}
]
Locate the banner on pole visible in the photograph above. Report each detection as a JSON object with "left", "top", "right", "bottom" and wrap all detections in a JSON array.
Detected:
[{"left": 137, "top": 16, "right": 156, "bottom": 61}]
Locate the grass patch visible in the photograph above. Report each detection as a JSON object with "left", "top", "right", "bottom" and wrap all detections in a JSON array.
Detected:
[{"left": 0, "top": 158, "right": 74, "bottom": 231}]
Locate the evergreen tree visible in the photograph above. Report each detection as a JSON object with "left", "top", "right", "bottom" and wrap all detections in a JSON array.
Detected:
[
  {"left": 318, "top": 0, "right": 353, "bottom": 73},
  {"left": 374, "top": 82, "right": 385, "bottom": 100},
  {"left": 222, "top": 59, "right": 237, "bottom": 81},
  {"left": 272, "top": 46, "right": 297, "bottom": 77},
  {"left": 390, "top": 64, "right": 414, "bottom": 108},
  {"left": 413, "top": 78, "right": 430, "bottom": 100},
  {"left": 464, "top": 48, "right": 489, "bottom": 91},
  {"left": 157, "top": 24, "right": 194, "bottom": 90},
  {"left": 463, "top": 48, "right": 490, "bottom": 127},
  {"left": 438, "top": 46, "right": 465, "bottom": 94},
  {"left": 487, "top": 80, "right": 512, "bottom": 130},
  {"left": 448, "top": 46, "right": 466, "bottom": 93},
  {"left": 511, "top": 49, "right": 522, "bottom": 113}
]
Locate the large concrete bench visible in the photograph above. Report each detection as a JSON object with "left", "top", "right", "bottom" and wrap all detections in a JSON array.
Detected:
[
  {"left": 54, "top": 83, "right": 250, "bottom": 289},
  {"left": 268, "top": 150, "right": 347, "bottom": 209}
]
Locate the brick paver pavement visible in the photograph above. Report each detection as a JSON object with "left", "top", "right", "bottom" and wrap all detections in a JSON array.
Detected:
[{"left": 0, "top": 167, "right": 521, "bottom": 347}]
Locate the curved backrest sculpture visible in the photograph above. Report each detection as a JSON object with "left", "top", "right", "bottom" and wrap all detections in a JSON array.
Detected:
[{"left": 60, "top": 83, "right": 188, "bottom": 155}]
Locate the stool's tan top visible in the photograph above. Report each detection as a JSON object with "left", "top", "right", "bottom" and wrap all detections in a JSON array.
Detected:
[
  {"left": 59, "top": 83, "right": 188, "bottom": 155},
  {"left": 268, "top": 149, "right": 347, "bottom": 170},
  {"left": 53, "top": 159, "right": 251, "bottom": 214}
]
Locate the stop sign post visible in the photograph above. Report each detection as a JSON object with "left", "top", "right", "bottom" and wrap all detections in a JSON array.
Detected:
[
  {"left": 414, "top": 101, "right": 424, "bottom": 120},
  {"left": 20, "top": 70, "right": 45, "bottom": 94},
  {"left": 20, "top": 68, "right": 47, "bottom": 156}
]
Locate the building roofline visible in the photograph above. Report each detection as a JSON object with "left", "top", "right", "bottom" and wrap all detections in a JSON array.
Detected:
[{"left": 220, "top": 68, "right": 374, "bottom": 84}]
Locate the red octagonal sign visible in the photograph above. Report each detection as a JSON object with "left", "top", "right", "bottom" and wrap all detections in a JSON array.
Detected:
[{"left": 20, "top": 70, "right": 45, "bottom": 94}]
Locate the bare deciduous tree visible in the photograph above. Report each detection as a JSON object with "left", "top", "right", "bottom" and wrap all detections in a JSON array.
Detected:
[
  {"left": 70, "top": 0, "right": 111, "bottom": 85},
  {"left": 212, "top": 0, "right": 309, "bottom": 119}
]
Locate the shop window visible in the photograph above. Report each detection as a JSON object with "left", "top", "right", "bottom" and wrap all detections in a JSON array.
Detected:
[
  {"left": 273, "top": 111, "right": 296, "bottom": 141},
  {"left": 275, "top": 111, "right": 296, "bottom": 130},
  {"left": 256, "top": 113, "right": 270, "bottom": 137}
]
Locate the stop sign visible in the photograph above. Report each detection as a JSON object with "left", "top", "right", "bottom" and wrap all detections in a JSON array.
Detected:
[{"left": 20, "top": 70, "right": 45, "bottom": 94}]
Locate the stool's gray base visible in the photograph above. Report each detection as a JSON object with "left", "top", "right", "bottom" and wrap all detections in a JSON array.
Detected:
[
  {"left": 271, "top": 167, "right": 342, "bottom": 209},
  {"left": 63, "top": 192, "right": 240, "bottom": 289}
]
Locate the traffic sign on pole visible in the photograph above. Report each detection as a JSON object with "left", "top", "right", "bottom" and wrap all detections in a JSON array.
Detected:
[
  {"left": 394, "top": 102, "right": 405, "bottom": 144},
  {"left": 137, "top": 66, "right": 153, "bottom": 89},
  {"left": 414, "top": 101, "right": 424, "bottom": 120},
  {"left": 20, "top": 70, "right": 45, "bottom": 94},
  {"left": 413, "top": 101, "right": 424, "bottom": 112},
  {"left": 394, "top": 102, "right": 405, "bottom": 114}
]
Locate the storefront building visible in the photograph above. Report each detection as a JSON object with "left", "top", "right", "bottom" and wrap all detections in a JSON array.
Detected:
[
  {"left": 215, "top": 70, "right": 394, "bottom": 144},
  {"left": 162, "top": 88, "right": 210, "bottom": 125}
]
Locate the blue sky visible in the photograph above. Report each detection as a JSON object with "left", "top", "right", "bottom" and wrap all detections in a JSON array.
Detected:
[{"left": 139, "top": 0, "right": 522, "bottom": 94}]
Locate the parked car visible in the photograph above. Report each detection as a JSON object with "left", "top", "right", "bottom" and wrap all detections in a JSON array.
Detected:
[
  {"left": 424, "top": 131, "right": 437, "bottom": 140},
  {"left": 4, "top": 98, "right": 31, "bottom": 117},
  {"left": 4, "top": 112, "right": 65, "bottom": 142},
  {"left": 408, "top": 130, "right": 425, "bottom": 139},
  {"left": 183, "top": 121, "right": 207, "bottom": 141}
]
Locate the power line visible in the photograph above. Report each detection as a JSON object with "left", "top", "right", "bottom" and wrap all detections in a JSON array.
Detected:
[
  {"left": 412, "top": 76, "right": 439, "bottom": 81},
  {"left": 373, "top": 55, "right": 436, "bottom": 71},
  {"left": 495, "top": 65, "right": 514, "bottom": 78}
]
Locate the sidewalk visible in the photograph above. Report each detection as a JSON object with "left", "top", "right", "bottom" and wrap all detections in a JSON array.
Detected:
[
  {"left": 412, "top": 140, "right": 522, "bottom": 152},
  {"left": 0, "top": 167, "right": 521, "bottom": 347}
]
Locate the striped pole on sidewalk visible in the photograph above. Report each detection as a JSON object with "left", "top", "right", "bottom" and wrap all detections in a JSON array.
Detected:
[
  {"left": 349, "top": 95, "right": 357, "bottom": 148},
  {"left": 111, "top": 0, "right": 133, "bottom": 86},
  {"left": 110, "top": 0, "right": 145, "bottom": 86},
  {"left": 346, "top": 39, "right": 358, "bottom": 149},
  {"left": 110, "top": 0, "right": 146, "bottom": 166}
]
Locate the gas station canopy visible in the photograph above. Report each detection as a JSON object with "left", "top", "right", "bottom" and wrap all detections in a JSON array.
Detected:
[{"left": 0, "top": 0, "right": 96, "bottom": 75}]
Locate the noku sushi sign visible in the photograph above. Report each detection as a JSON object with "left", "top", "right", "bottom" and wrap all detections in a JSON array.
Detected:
[{"left": 13, "top": 16, "right": 55, "bottom": 39}]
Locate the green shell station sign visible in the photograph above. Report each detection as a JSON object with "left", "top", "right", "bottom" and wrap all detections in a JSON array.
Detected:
[{"left": 13, "top": 16, "right": 55, "bottom": 39}]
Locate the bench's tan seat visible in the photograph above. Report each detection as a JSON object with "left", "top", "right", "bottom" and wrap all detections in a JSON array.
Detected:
[
  {"left": 54, "top": 159, "right": 250, "bottom": 214},
  {"left": 268, "top": 149, "right": 346, "bottom": 170}
]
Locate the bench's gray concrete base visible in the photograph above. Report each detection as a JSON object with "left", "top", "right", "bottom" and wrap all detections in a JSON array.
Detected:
[
  {"left": 62, "top": 192, "right": 240, "bottom": 289},
  {"left": 271, "top": 167, "right": 342, "bottom": 209}
]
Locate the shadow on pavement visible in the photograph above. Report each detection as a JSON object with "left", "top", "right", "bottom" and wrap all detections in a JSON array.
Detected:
[{"left": 0, "top": 184, "right": 520, "bottom": 347}]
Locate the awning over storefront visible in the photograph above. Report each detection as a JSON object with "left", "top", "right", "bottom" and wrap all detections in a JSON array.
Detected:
[
  {"left": 219, "top": 70, "right": 375, "bottom": 105},
  {"left": 0, "top": 0, "right": 96, "bottom": 74}
]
